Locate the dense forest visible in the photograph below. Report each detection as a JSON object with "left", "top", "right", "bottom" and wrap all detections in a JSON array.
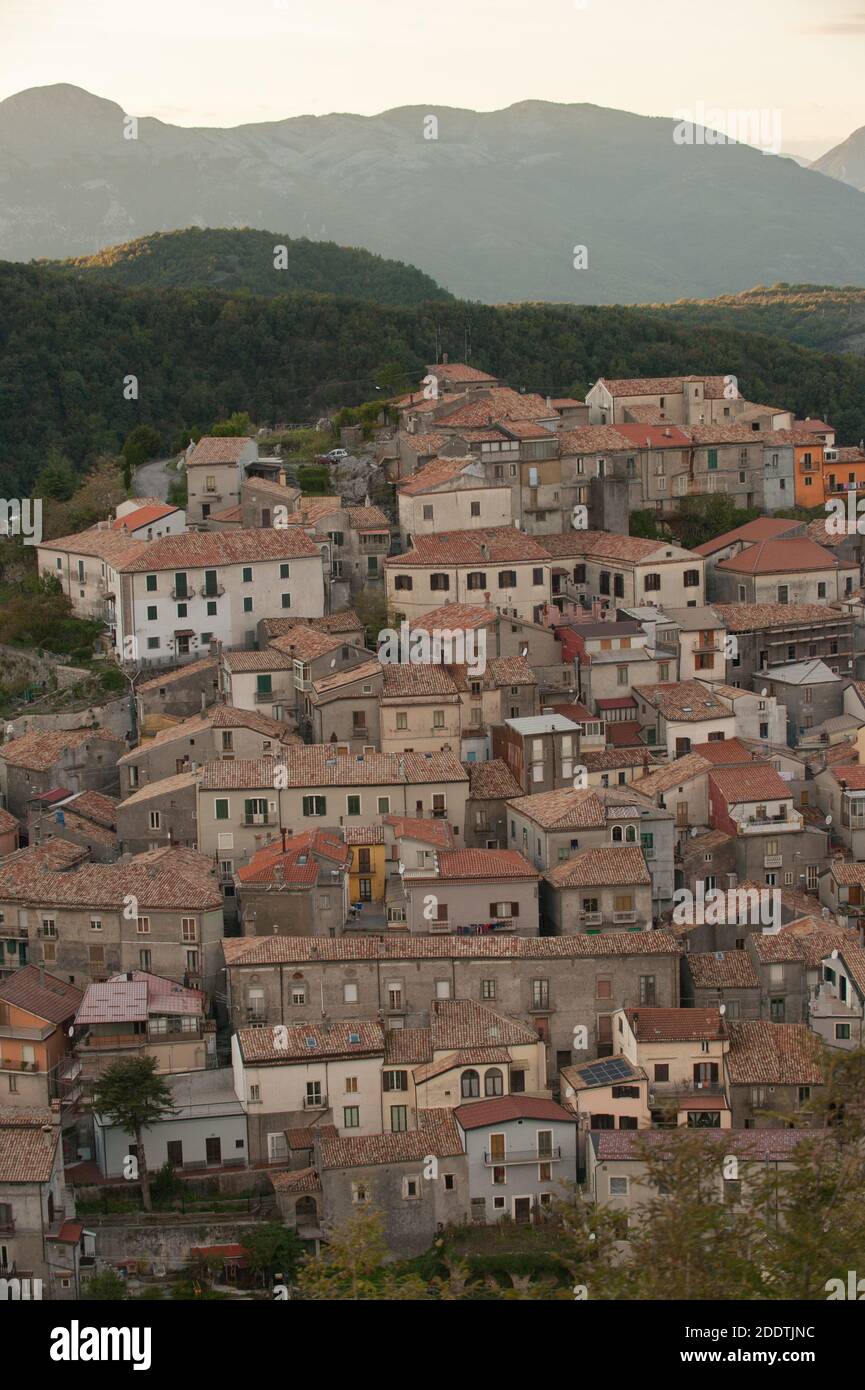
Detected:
[
  {"left": 645, "top": 282, "right": 865, "bottom": 358},
  {"left": 3, "top": 260, "right": 865, "bottom": 494},
  {"left": 43, "top": 228, "right": 452, "bottom": 306}
]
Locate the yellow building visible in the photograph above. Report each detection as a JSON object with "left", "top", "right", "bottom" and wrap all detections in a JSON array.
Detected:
[{"left": 346, "top": 825, "right": 387, "bottom": 904}]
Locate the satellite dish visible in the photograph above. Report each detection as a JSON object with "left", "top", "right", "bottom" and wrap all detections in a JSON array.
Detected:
[
  {"left": 761, "top": 688, "right": 768, "bottom": 698},
  {"left": 330, "top": 658, "right": 336, "bottom": 668},
  {"left": 825, "top": 814, "right": 832, "bottom": 826},
  {"left": 831, "top": 949, "right": 839, "bottom": 960},
  {"left": 719, "top": 1003, "right": 726, "bottom": 1014},
  {"left": 690, "top": 827, "right": 698, "bottom": 837},
  {"left": 68, "top": 1025, "right": 74, "bottom": 1037}
]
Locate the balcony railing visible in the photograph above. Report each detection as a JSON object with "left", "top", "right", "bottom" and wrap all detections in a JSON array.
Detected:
[
  {"left": 0, "top": 1058, "right": 39, "bottom": 1072},
  {"left": 738, "top": 811, "right": 802, "bottom": 834},
  {"left": 200, "top": 584, "right": 225, "bottom": 599},
  {"left": 581, "top": 912, "right": 602, "bottom": 926},
  {"left": 483, "top": 1147, "right": 561, "bottom": 1166},
  {"left": 613, "top": 911, "right": 637, "bottom": 924},
  {"left": 0, "top": 927, "right": 27, "bottom": 939},
  {"left": 254, "top": 691, "right": 275, "bottom": 703},
  {"left": 303, "top": 1094, "right": 328, "bottom": 1110},
  {"left": 170, "top": 587, "right": 190, "bottom": 601},
  {"left": 243, "top": 814, "right": 275, "bottom": 826},
  {"left": 764, "top": 854, "right": 784, "bottom": 869}
]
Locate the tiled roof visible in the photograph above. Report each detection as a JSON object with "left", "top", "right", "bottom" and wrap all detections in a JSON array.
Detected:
[
  {"left": 830, "top": 765, "right": 865, "bottom": 791},
  {"left": 633, "top": 682, "right": 732, "bottom": 722},
  {"left": 487, "top": 656, "right": 536, "bottom": 687},
  {"left": 397, "top": 456, "right": 484, "bottom": 496},
  {"left": 268, "top": 626, "right": 345, "bottom": 661},
  {"left": 119, "top": 705, "right": 292, "bottom": 761},
  {"left": 199, "top": 747, "right": 467, "bottom": 790},
  {"left": 270, "top": 1166, "right": 321, "bottom": 1193},
  {"left": 118, "top": 527, "right": 320, "bottom": 571},
  {"left": 0, "top": 965, "right": 83, "bottom": 1023},
  {"left": 319, "top": 1108, "right": 464, "bottom": 1168},
  {"left": 625, "top": 1006, "right": 726, "bottom": 1042},
  {"left": 687, "top": 950, "right": 759, "bottom": 990},
  {"left": 186, "top": 435, "right": 255, "bottom": 465},
  {"left": 433, "top": 848, "right": 538, "bottom": 880},
  {"left": 558, "top": 426, "right": 634, "bottom": 453},
  {"left": 311, "top": 659, "right": 382, "bottom": 697},
  {"left": 694, "top": 518, "right": 800, "bottom": 556},
  {"left": 385, "top": 526, "right": 550, "bottom": 568},
  {"left": 436, "top": 387, "right": 552, "bottom": 427},
  {"left": 117, "top": 770, "right": 199, "bottom": 806},
  {"left": 137, "top": 656, "right": 219, "bottom": 691},
  {"left": 0, "top": 1115, "right": 58, "bottom": 1182},
  {"left": 455, "top": 1095, "right": 575, "bottom": 1129},
  {"left": 384, "top": 1028, "right": 433, "bottom": 1065},
  {"left": 347, "top": 506, "right": 391, "bottom": 532},
  {"left": 112, "top": 503, "right": 179, "bottom": 531},
  {"left": 725, "top": 1021, "right": 824, "bottom": 1086},
  {"left": 208, "top": 503, "right": 243, "bottom": 523},
  {"left": 237, "top": 1020, "right": 384, "bottom": 1063},
  {"left": 1, "top": 839, "right": 88, "bottom": 870},
  {"left": 408, "top": 603, "right": 497, "bottom": 634},
  {"left": 506, "top": 786, "right": 605, "bottom": 830},
  {"left": 582, "top": 748, "right": 657, "bottom": 771},
  {"left": 711, "top": 603, "right": 841, "bottom": 632},
  {"left": 0, "top": 728, "right": 123, "bottom": 771},
  {"left": 36, "top": 526, "right": 146, "bottom": 564},
  {"left": 708, "top": 764, "right": 791, "bottom": 804},
  {"left": 383, "top": 814, "right": 456, "bottom": 849},
  {"left": 236, "top": 831, "right": 351, "bottom": 885},
  {"left": 716, "top": 538, "right": 846, "bottom": 575},
  {"left": 381, "top": 664, "right": 461, "bottom": 698},
  {"left": 63, "top": 790, "right": 118, "bottom": 827},
  {"left": 221, "top": 648, "right": 294, "bottom": 672},
  {"left": 538, "top": 530, "right": 697, "bottom": 564},
  {"left": 603, "top": 423, "right": 691, "bottom": 450},
  {"left": 432, "top": 999, "right": 538, "bottom": 1049},
  {"left": 223, "top": 930, "right": 682, "bottom": 966},
  {"left": 283, "top": 1124, "right": 338, "bottom": 1150},
  {"left": 398, "top": 432, "right": 449, "bottom": 456},
  {"left": 606, "top": 720, "right": 644, "bottom": 749},
  {"left": 463, "top": 759, "right": 523, "bottom": 801},
  {"left": 592, "top": 1128, "right": 810, "bottom": 1163},
  {"left": 0, "top": 858, "right": 222, "bottom": 911},
  {"left": 544, "top": 845, "right": 651, "bottom": 889},
  {"left": 631, "top": 752, "right": 713, "bottom": 797},
  {"left": 429, "top": 362, "right": 498, "bottom": 384},
  {"left": 690, "top": 737, "right": 752, "bottom": 763},
  {"left": 0, "top": 807, "right": 19, "bottom": 834},
  {"left": 597, "top": 374, "right": 731, "bottom": 398},
  {"left": 829, "top": 859, "right": 865, "bottom": 884}
]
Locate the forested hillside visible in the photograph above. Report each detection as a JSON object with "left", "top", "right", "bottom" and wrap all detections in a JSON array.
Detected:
[
  {"left": 3, "top": 261, "right": 865, "bottom": 495},
  {"left": 45, "top": 228, "right": 452, "bottom": 305},
  {"left": 645, "top": 283, "right": 865, "bottom": 357}
]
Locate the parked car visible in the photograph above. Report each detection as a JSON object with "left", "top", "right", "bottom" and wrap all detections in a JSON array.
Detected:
[{"left": 319, "top": 448, "right": 348, "bottom": 462}]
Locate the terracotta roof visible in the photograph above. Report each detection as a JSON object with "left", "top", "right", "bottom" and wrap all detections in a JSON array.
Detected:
[
  {"left": 0, "top": 1114, "right": 58, "bottom": 1183},
  {"left": 319, "top": 1108, "right": 464, "bottom": 1168},
  {"left": 690, "top": 737, "right": 752, "bottom": 763},
  {"left": 606, "top": 720, "right": 644, "bottom": 749},
  {"left": 711, "top": 603, "right": 841, "bottom": 632},
  {"left": 385, "top": 526, "right": 550, "bottom": 568},
  {"left": 633, "top": 681, "right": 733, "bottom": 722},
  {"left": 397, "top": 456, "right": 486, "bottom": 496},
  {"left": 117, "top": 770, "right": 199, "bottom": 806},
  {"left": 436, "top": 388, "right": 552, "bottom": 427},
  {"left": 582, "top": 748, "right": 657, "bottom": 771},
  {"left": 597, "top": 374, "right": 731, "bottom": 398},
  {"left": 408, "top": 603, "right": 497, "bottom": 634},
  {"left": 558, "top": 426, "right": 634, "bottom": 453},
  {"left": 708, "top": 764, "right": 791, "bottom": 804},
  {"left": 398, "top": 432, "right": 449, "bottom": 456},
  {"left": 137, "top": 657, "right": 219, "bottom": 691},
  {"left": 0, "top": 857, "right": 222, "bottom": 911},
  {"left": 0, "top": 807, "right": 19, "bottom": 834},
  {"left": 269, "top": 1166, "right": 321, "bottom": 1193},
  {"left": 199, "top": 747, "right": 467, "bottom": 790},
  {"left": 463, "top": 759, "right": 523, "bottom": 801},
  {"left": 716, "top": 538, "right": 847, "bottom": 575},
  {"left": 237, "top": 1020, "right": 384, "bottom": 1063},
  {"left": 268, "top": 626, "right": 345, "bottom": 661},
  {"left": 694, "top": 519, "right": 800, "bottom": 556},
  {"left": 725, "top": 1021, "right": 824, "bottom": 1086},
  {"left": 236, "top": 831, "right": 351, "bottom": 885},
  {"left": 0, "top": 965, "right": 83, "bottom": 1023},
  {"left": 592, "top": 1128, "right": 809, "bottom": 1162},
  {"left": 686, "top": 951, "right": 759, "bottom": 990},
  {"left": 208, "top": 503, "right": 242, "bottom": 523},
  {"left": 381, "top": 664, "right": 460, "bottom": 698},
  {"left": 118, "top": 527, "right": 320, "bottom": 571},
  {"left": 283, "top": 1124, "right": 338, "bottom": 1150},
  {"left": 455, "top": 1096, "right": 575, "bottom": 1129},
  {"left": 1, "top": 839, "right": 88, "bottom": 870},
  {"left": 433, "top": 848, "right": 538, "bottom": 880},
  {"left": 625, "top": 1006, "right": 726, "bottom": 1042},
  {"left": 829, "top": 860, "right": 865, "bottom": 884},
  {"left": 0, "top": 728, "right": 123, "bottom": 771},
  {"left": 119, "top": 705, "right": 292, "bottom": 761},
  {"left": 186, "top": 435, "right": 255, "bottom": 466},
  {"left": 429, "top": 363, "right": 498, "bottom": 384},
  {"left": 36, "top": 526, "right": 146, "bottom": 565},
  {"left": 506, "top": 786, "right": 606, "bottom": 830},
  {"left": 544, "top": 845, "right": 651, "bottom": 889},
  {"left": 432, "top": 999, "right": 538, "bottom": 1050},
  {"left": 221, "top": 648, "right": 294, "bottom": 673},
  {"left": 222, "top": 930, "right": 682, "bottom": 966},
  {"left": 384, "top": 1028, "right": 433, "bottom": 1065},
  {"left": 539, "top": 530, "right": 697, "bottom": 564},
  {"left": 112, "top": 503, "right": 179, "bottom": 532},
  {"left": 62, "top": 790, "right": 118, "bottom": 827},
  {"left": 830, "top": 765, "right": 865, "bottom": 791},
  {"left": 383, "top": 814, "right": 456, "bottom": 849}
]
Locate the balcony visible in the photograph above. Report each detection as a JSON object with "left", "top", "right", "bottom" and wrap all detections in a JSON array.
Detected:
[
  {"left": 581, "top": 912, "right": 603, "bottom": 927},
  {"left": 243, "top": 814, "right": 274, "bottom": 827},
  {"left": 738, "top": 811, "right": 802, "bottom": 835},
  {"left": 613, "top": 911, "right": 637, "bottom": 924},
  {"left": 483, "top": 1147, "right": 561, "bottom": 1166},
  {"left": 170, "top": 587, "right": 191, "bottom": 601},
  {"left": 303, "top": 1094, "right": 328, "bottom": 1111},
  {"left": 0, "top": 1057, "right": 39, "bottom": 1072},
  {"left": 764, "top": 854, "right": 784, "bottom": 869},
  {"left": 254, "top": 690, "right": 275, "bottom": 704},
  {"left": 0, "top": 926, "right": 27, "bottom": 940},
  {"left": 200, "top": 584, "right": 225, "bottom": 599}
]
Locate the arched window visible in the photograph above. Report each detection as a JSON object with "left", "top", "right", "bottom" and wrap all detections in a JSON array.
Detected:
[
  {"left": 611, "top": 825, "right": 623, "bottom": 843},
  {"left": 461, "top": 1069, "right": 480, "bottom": 1099},
  {"left": 484, "top": 1068, "right": 504, "bottom": 1097},
  {"left": 625, "top": 825, "right": 637, "bottom": 843}
]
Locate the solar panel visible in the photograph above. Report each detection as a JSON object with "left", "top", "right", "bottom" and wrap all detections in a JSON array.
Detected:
[{"left": 579, "top": 1057, "right": 634, "bottom": 1087}]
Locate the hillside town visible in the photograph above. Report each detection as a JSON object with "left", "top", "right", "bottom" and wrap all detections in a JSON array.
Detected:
[{"left": 4, "top": 363, "right": 865, "bottom": 1299}]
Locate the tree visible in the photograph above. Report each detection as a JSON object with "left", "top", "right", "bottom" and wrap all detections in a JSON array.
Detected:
[
  {"left": 241, "top": 1222, "right": 304, "bottom": 1286},
  {"left": 34, "top": 448, "right": 76, "bottom": 502},
  {"left": 91, "top": 1057, "right": 175, "bottom": 1212},
  {"left": 295, "top": 1206, "right": 431, "bottom": 1300},
  {"left": 82, "top": 1267, "right": 128, "bottom": 1300},
  {"left": 122, "top": 425, "right": 163, "bottom": 471},
  {"left": 211, "top": 411, "right": 253, "bottom": 437}
]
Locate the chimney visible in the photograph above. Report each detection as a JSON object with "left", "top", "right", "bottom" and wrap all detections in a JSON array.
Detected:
[{"left": 39, "top": 963, "right": 45, "bottom": 989}]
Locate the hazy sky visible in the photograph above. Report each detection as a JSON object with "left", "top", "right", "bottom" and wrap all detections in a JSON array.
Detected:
[{"left": 2, "top": 0, "right": 863, "bottom": 157}]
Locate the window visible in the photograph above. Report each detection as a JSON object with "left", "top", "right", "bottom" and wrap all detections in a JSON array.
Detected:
[
  {"left": 215, "top": 799, "right": 229, "bottom": 820},
  {"left": 402, "top": 1175, "right": 420, "bottom": 1200},
  {"left": 344, "top": 1077, "right": 358, "bottom": 1094},
  {"left": 181, "top": 918, "right": 197, "bottom": 942},
  {"left": 352, "top": 1182, "right": 370, "bottom": 1205},
  {"left": 531, "top": 979, "right": 549, "bottom": 1009},
  {"left": 90, "top": 917, "right": 102, "bottom": 932},
  {"left": 470, "top": 500, "right": 481, "bottom": 517},
  {"left": 281, "top": 593, "right": 291, "bottom": 609},
  {"left": 343, "top": 1107, "right": 360, "bottom": 1129},
  {"left": 292, "top": 985, "right": 306, "bottom": 1006},
  {"left": 346, "top": 794, "right": 361, "bottom": 817},
  {"left": 644, "top": 573, "right": 661, "bottom": 592},
  {"left": 498, "top": 570, "right": 517, "bottom": 589},
  {"left": 383, "top": 1070, "right": 408, "bottom": 1092},
  {"left": 394, "top": 575, "right": 413, "bottom": 591},
  {"left": 461, "top": 1069, "right": 480, "bottom": 1098},
  {"left": 344, "top": 982, "right": 358, "bottom": 1003},
  {"left": 136, "top": 916, "right": 150, "bottom": 935},
  {"left": 149, "top": 811, "right": 161, "bottom": 830},
  {"left": 147, "top": 604, "right": 158, "bottom": 621},
  {"left": 482, "top": 979, "right": 496, "bottom": 1000},
  {"left": 609, "top": 1177, "right": 629, "bottom": 1196},
  {"left": 248, "top": 1084, "right": 260, "bottom": 1104},
  {"left": 387, "top": 982, "right": 403, "bottom": 1011},
  {"left": 683, "top": 570, "right": 699, "bottom": 587},
  {"left": 654, "top": 1064, "right": 669, "bottom": 1082},
  {"left": 467, "top": 571, "right": 487, "bottom": 590},
  {"left": 532, "top": 568, "right": 544, "bottom": 585},
  {"left": 391, "top": 1105, "right": 408, "bottom": 1132},
  {"left": 778, "top": 584, "right": 789, "bottom": 604},
  {"left": 146, "top": 574, "right": 157, "bottom": 592},
  {"left": 484, "top": 1068, "right": 504, "bottom": 1096},
  {"left": 430, "top": 572, "right": 450, "bottom": 591},
  {"left": 422, "top": 505, "right": 434, "bottom": 521},
  {"left": 302, "top": 795, "right": 327, "bottom": 817}
]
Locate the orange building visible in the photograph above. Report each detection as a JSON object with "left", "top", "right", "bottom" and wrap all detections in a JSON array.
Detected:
[
  {"left": 823, "top": 449, "right": 865, "bottom": 503},
  {"left": 0, "top": 965, "right": 82, "bottom": 1107},
  {"left": 793, "top": 440, "right": 825, "bottom": 507}
]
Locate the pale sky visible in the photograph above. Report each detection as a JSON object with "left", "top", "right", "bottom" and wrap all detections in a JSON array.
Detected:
[{"left": 1, "top": 0, "right": 863, "bottom": 158}]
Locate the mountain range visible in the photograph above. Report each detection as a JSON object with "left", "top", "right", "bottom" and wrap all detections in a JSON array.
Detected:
[{"left": 4, "top": 84, "right": 865, "bottom": 304}]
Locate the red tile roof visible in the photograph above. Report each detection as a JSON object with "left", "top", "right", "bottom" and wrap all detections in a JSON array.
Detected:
[
  {"left": 111, "top": 503, "right": 179, "bottom": 531},
  {"left": 118, "top": 527, "right": 320, "bottom": 571},
  {"left": 725, "top": 1021, "right": 824, "bottom": 1086},
  {"left": 222, "top": 930, "right": 682, "bottom": 966},
  {"left": 625, "top": 1006, "right": 726, "bottom": 1042},
  {"left": 544, "top": 845, "right": 651, "bottom": 889},
  {"left": 708, "top": 764, "right": 791, "bottom": 804},
  {"left": 0, "top": 965, "right": 83, "bottom": 1023},
  {"left": 432, "top": 848, "right": 537, "bottom": 880},
  {"left": 716, "top": 538, "right": 848, "bottom": 575},
  {"left": 694, "top": 518, "right": 800, "bottom": 556},
  {"left": 454, "top": 1096, "right": 576, "bottom": 1129}
]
